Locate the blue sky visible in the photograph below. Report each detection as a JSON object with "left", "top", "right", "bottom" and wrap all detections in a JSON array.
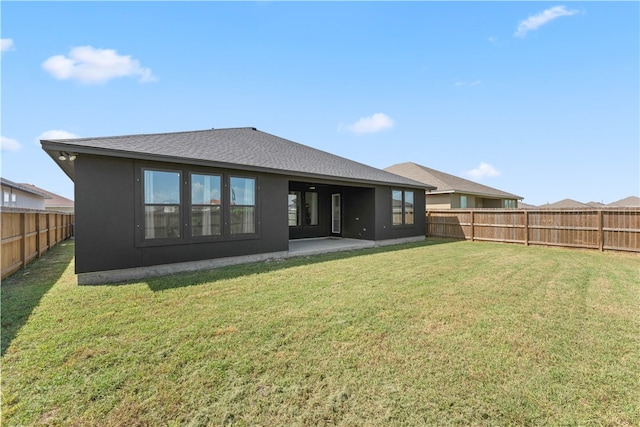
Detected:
[{"left": 1, "top": 1, "right": 638, "bottom": 206}]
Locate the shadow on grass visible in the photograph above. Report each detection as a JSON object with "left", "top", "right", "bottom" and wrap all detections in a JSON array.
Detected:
[
  {"left": 144, "top": 237, "right": 461, "bottom": 292},
  {"left": 1, "top": 240, "right": 75, "bottom": 356}
]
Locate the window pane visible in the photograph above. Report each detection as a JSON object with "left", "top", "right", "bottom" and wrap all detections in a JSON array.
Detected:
[
  {"left": 305, "top": 192, "right": 318, "bottom": 226},
  {"left": 288, "top": 191, "right": 301, "bottom": 226},
  {"left": 404, "top": 191, "right": 414, "bottom": 225},
  {"left": 392, "top": 190, "right": 403, "bottom": 226},
  {"left": 230, "top": 177, "right": 255, "bottom": 206},
  {"left": 145, "top": 205, "right": 181, "bottom": 239},
  {"left": 192, "top": 206, "right": 221, "bottom": 236},
  {"left": 460, "top": 195, "right": 467, "bottom": 209},
  {"left": 192, "top": 174, "right": 221, "bottom": 205},
  {"left": 144, "top": 170, "right": 180, "bottom": 204},
  {"left": 230, "top": 206, "right": 255, "bottom": 234}
]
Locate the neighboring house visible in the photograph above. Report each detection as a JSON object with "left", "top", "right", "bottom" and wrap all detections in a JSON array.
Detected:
[
  {"left": 606, "top": 196, "right": 640, "bottom": 207},
  {"left": 0, "top": 178, "right": 49, "bottom": 210},
  {"left": 518, "top": 201, "right": 537, "bottom": 209},
  {"left": 538, "top": 199, "right": 590, "bottom": 209},
  {"left": 42, "top": 127, "right": 429, "bottom": 283},
  {"left": 586, "top": 201, "right": 605, "bottom": 208},
  {"left": 20, "top": 183, "right": 75, "bottom": 213},
  {"left": 384, "top": 162, "right": 522, "bottom": 209}
]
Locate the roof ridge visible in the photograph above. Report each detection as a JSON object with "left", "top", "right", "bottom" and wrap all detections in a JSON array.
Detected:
[{"left": 39, "top": 127, "right": 259, "bottom": 142}]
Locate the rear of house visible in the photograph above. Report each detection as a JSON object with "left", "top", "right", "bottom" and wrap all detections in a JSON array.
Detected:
[{"left": 42, "top": 128, "right": 428, "bottom": 284}]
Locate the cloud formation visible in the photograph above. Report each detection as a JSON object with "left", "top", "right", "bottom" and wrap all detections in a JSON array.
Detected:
[
  {"left": 343, "top": 113, "right": 394, "bottom": 135},
  {"left": 1, "top": 38, "right": 14, "bottom": 53},
  {"left": 37, "top": 130, "right": 80, "bottom": 142},
  {"left": 1, "top": 136, "right": 21, "bottom": 152},
  {"left": 515, "top": 5, "right": 580, "bottom": 38},
  {"left": 42, "top": 46, "right": 157, "bottom": 84},
  {"left": 465, "top": 162, "right": 501, "bottom": 180}
]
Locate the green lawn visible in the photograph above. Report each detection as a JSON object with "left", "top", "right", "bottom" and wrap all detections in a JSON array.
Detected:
[{"left": 2, "top": 239, "right": 638, "bottom": 426}]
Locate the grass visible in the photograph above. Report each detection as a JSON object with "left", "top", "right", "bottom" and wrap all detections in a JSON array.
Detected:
[{"left": 1, "top": 239, "right": 639, "bottom": 426}]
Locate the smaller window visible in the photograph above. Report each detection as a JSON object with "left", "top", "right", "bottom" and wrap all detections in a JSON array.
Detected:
[
  {"left": 392, "top": 190, "right": 414, "bottom": 227},
  {"left": 143, "top": 170, "right": 181, "bottom": 239},
  {"left": 191, "top": 174, "right": 222, "bottom": 237},
  {"left": 230, "top": 177, "right": 256, "bottom": 234},
  {"left": 3, "top": 191, "right": 9, "bottom": 204},
  {"left": 460, "top": 195, "right": 468, "bottom": 209},
  {"left": 504, "top": 199, "right": 516, "bottom": 208},
  {"left": 392, "top": 190, "right": 403, "bottom": 226},
  {"left": 288, "top": 191, "right": 301, "bottom": 226},
  {"left": 404, "top": 191, "right": 414, "bottom": 225}
]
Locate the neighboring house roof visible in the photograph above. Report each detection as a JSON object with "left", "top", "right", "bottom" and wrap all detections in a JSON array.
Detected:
[
  {"left": 518, "top": 201, "right": 537, "bottom": 209},
  {"left": 19, "top": 183, "right": 74, "bottom": 209},
  {"left": 538, "top": 199, "right": 590, "bottom": 209},
  {"left": 0, "top": 178, "right": 50, "bottom": 199},
  {"left": 586, "top": 201, "right": 605, "bottom": 208},
  {"left": 41, "top": 127, "right": 429, "bottom": 189},
  {"left": 384, "top": 162, "right": 522, "bottom": 199},
  {"left": 606, "top": 196, "right": 640, "bottom": 207}
]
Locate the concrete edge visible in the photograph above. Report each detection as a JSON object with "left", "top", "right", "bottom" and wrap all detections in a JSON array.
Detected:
[
  {"left": 77, "top": 235, "right": 426, "bottom": 285},
  {"left": 375, "top": 235, "right": 426, "bottom": 247},
  {"left": 77, "top": 250, "right": 289, "bottom": 285}
]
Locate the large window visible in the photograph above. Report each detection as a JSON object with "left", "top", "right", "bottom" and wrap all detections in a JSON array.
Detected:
[
  {"left": 191, "top": 174, "right": 221, "bottom": 237},
  {"left": 392, "top": 189, "right": 415, "bottom": 227},
  {"left": 288, "top": 191, "right": 318, "bottom": 226},
  {"left": 230, "top": 177, "right": 256, "bottom": 234},
  {"left": 140, "top": 168, "right": 259, "bottom": 244},
  {"left": 144, "top": 170, "right": 181, "bottom": 239}
]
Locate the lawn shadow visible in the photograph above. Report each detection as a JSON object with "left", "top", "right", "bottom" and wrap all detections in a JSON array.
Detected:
[
  {"left": 1, "top": 241, "right": 75, "bottom": 356},
  {"left": 144, "top": 237, "right": 460, "bottom": 292}
]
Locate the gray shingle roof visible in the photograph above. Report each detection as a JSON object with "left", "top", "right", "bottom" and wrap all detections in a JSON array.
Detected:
[
  {"left": 606, "top": 196, "right": 640, "bottom": 207},
  {"left": 41, "top": 127, "right": 428, "bottom": 188},
  {"left": 537, "top": 199, "right": 590, "bottom": 209},
  {"left": 384, "top": 162, "right": 522, "bottom": 199}
]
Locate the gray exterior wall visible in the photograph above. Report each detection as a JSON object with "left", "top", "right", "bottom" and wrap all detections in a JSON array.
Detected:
[
  {"left": 1, "top": 185, "right": 46, "bottom": 210},
  {"left": 74, "top": 154, "right": 425, "bottom": 275}
]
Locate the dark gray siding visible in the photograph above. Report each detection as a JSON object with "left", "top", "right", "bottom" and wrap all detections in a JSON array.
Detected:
[
  {"left": 74, "top": 155, "right": 141, "bottom": 273},
  {"left": 75, "top": 155, "right": 289, "bottom": 274},
  {"left": 374, "top": 186, "right": 426, "bottom": 241}
]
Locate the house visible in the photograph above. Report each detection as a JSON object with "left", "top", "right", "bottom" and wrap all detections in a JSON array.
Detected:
[
  {"left": 0, "top": 178, "right": 49, "bottom": 210},
  {"left": 606, "top": 196, "right": 640, "bottom": 207},
  {"left": 538, "top": 199, "right": 590, "bottom": 209},
  {"left": 384, "top": 162, "right": 522, "bottom": 209},
  {"left": 20, "top": 183, "right": 74, "bottom": 213},
  {"left": 41, "top": 127, "right": 429, "bottom": 284}
]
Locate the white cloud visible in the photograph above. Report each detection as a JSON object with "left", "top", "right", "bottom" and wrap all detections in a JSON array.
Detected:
[
  {"left": 342, "top": 113, "right": 395, "bottom": 135},
  {"left": 465, "top": 162, "right": 501, "bottom": 180},
  {"left": 42, "top": 46, "right": 157, "bottom": 84},
  {"left": 1, "top": 38, "right": 14, "bottom": 53},
  {"left": 37, "top": 130, "right": 80, "bottom": 143},
  {"left": 515, "top": 5, "right": 580, "bottom": 38},
  {"left": 1, "top": 136, "right": 22, "bottom": 152}
]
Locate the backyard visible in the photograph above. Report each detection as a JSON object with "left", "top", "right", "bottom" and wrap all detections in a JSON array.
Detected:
[{"left": 1, "top": 239, "right": 638, "bottom": 426}]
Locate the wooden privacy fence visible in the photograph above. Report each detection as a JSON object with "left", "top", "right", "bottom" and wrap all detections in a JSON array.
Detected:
[
  {"left": 1, "top": 209, "right": 75, "bottom": 279},
  {"left": 426, "top": 208, "right": 640, "bottom": 253}
]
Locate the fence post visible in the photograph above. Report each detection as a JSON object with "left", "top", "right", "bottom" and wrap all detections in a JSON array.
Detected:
[
  {"left": 20, "top": 213, "right": 27, "bottom": 269},
  {"left": 36, "top": 213, "right": 41, "bottom": 259},
  {"left": 470, "top": 210, "right": 475, "bottom": 241},
  {"left": 524, "top": 210, "right": 529, "bottom": 246},
  {"left": 598, "top": 209, "right": 604, "bottom": 252}
]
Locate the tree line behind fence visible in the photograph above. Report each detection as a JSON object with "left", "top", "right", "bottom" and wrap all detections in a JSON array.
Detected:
[
  {"left": 1, "top": 209, "right": 75, "bottom": 279},
  {"left": 427, "top": 208, "right": 640, "bottom": 253}
]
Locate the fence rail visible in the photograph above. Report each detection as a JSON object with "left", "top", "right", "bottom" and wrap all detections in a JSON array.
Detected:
[
  {"left": 426, "top": 208, "right": 640, "bottom": 253},
  {"left": 1, "top": 209, "right": 75, "bottom": 279}
]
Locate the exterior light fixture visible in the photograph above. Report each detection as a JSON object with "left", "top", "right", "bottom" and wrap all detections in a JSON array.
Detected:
[{"left": 58, "top": 152, "right": 77, "bottom": 161}]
